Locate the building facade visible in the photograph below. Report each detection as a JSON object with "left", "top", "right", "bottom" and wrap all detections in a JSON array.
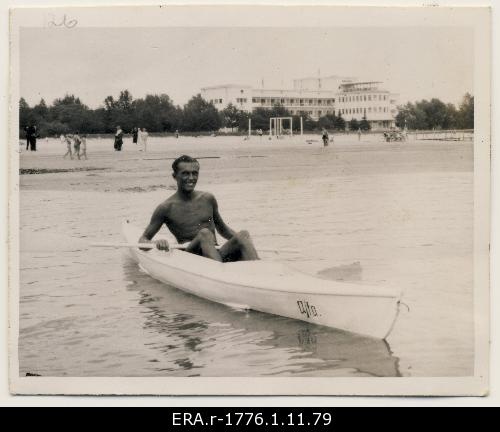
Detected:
[{"left": 201, "top": 76, "right": 399, "bottom": 130}]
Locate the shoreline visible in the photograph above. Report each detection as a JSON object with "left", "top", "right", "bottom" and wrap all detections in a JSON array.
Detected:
[{"left": 19, "top": 136, "right": 473, "bottom": 193}]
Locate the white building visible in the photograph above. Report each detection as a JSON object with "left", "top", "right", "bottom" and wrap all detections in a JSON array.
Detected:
[{"left": 201, "top": 75, "right": 399, "bottom": 130}]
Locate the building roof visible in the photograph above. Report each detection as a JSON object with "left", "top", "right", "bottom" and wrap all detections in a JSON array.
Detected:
[
  {"left": 201, "top": 84, "right": 252, "bottom": 90},
  {"left": 341, "top": 81, "right": 383, "bottom": 86}
]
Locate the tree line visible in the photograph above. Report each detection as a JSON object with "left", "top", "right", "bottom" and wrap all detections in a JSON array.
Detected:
[
  {"left": 395, "top": 93, "right": 474, "bottom": 130},
  {"left": 19, "top": 90, "right": 474, "bottom": 138},
  {"left": 19, "top": 90, "right": 351, "bottom": 138}
]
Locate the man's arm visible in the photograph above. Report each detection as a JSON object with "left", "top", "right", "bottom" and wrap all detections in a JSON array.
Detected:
[
  {"left": 139, "top": 203, "right": 169, "bottom": 250},
  {"left": 211, "top": 194, "right": 237, "bottom": 240}
]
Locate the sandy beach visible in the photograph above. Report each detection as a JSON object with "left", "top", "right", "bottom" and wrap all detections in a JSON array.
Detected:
[{"left": 18, "top": 134, "right": 474, "bottom": 377}]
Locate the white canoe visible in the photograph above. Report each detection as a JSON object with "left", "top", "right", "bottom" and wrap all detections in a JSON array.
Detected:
[{"left": 123, "top": 220, "right": 402, "bottom": 339}]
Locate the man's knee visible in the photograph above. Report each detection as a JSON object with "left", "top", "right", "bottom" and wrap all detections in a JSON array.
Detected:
[{"left": 235, "top": 230, "right": 251, "bottom": 244}]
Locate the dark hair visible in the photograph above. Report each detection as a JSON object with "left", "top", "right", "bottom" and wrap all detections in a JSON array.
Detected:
[{"left": 172, "top": 155, "right": 199, "bottom": 173}]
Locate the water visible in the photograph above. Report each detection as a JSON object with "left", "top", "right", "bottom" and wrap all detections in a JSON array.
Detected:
[{"left": 18, "top": 137, "right": 474, "bottom": 377}]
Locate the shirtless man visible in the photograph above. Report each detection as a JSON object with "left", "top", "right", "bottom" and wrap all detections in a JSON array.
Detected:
[{"left": 138, "top": 155, "right": 259, "bottom": 262}]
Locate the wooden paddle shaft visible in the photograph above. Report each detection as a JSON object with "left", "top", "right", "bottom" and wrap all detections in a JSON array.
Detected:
[{"left": 90, "top": 242, "right": 298, "bottom": 254}]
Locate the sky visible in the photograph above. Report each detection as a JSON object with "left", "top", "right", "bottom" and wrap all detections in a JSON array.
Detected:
[{"left": 20, "top": 26, "right": 474, "bottom": 108}]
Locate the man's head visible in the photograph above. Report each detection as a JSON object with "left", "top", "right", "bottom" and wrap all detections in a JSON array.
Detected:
[{"left": 172, "top": 155, "right": 200, "bottom": 193}]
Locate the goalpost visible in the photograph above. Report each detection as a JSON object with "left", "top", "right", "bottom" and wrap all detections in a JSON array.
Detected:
[{"left": 269, "top": 117, "right": 294, "bottom": 138}]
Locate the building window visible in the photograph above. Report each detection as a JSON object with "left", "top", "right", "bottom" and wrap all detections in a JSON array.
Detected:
[
  {"left": 290, "top": 99, "right": 295, "bottom": 104},
  {"left": 368, "top": 95, "right": 371, "bottom": 101},
  {"left": 364, "top": 95, "right": 367, "bottom": 101},
  {"left": 281, "top": 99, "right": 285, "bottom": 104},
  {"left": 219, "top": 99, "right": 223, "bottom": 104}
]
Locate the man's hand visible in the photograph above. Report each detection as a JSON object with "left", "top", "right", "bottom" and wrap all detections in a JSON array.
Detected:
[{"left": 155, "top": 239, "right": 170, "bottom": 251}]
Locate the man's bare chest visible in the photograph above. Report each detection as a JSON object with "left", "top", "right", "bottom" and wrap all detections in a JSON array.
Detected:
[{"left": 168, "top": 201, "right": 214, "bottom": 226}]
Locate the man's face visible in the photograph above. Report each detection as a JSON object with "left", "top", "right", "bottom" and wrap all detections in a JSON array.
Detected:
[{"left": 173, "top": 162, "right": 200, "bottom": 193}]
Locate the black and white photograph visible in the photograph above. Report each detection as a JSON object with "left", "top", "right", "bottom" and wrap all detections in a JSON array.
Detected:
[{"left": 7, "top": 4, "right": 491, "bottom": 396}]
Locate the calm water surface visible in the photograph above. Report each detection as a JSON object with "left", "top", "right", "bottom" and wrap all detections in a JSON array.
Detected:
[{"left": 18, "top": 142, "right": 474, "bottom": 377}]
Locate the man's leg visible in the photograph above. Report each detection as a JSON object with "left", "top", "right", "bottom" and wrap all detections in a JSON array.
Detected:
[
  {"left": 219, "top": 230, "right": 259, "bottom": 262},
  {"left": 185, "top": 228, "right": 222, "bottom": 262}
]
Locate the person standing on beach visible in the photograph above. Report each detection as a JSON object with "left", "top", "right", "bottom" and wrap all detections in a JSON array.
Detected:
[
  {"left": 132, "top": 127, "right": 139, "bottom": 145},
  {"left": 114, "top": 126, "right": 124, "bottom": 151},
  {"left": 322, "top": 128, "right": 329, "bottom": 147},
  {"left": 27, "top": 125, "right": 38, "bottom": 151},
  {"left": 63, "top": 134, "right": 73, "bottom": 159},
  {"left": 138, "top": 155, "right": 259, "bottom": 263},
  {"left": 175, "top": 130, "right": 179, "bottom": 139},
  {"left": 73, "top": 132, "right": 82, "bottom": 160},
  {"left": 24, "top": 126, "right": 30, "bottom": 151},
  {"left": 80, "top": 134, "right": 88, "bottom": 160},
  {"left": 138, "top": 127, "right": 149, "bottom": 153}
]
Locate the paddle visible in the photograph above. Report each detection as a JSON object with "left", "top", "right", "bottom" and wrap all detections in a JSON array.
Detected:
[
  {"left": 19, "top": 233, "right": 298, "bottom": 254},
  {"left": 90, "top": 242, "right": 299, "bottom": 254}
]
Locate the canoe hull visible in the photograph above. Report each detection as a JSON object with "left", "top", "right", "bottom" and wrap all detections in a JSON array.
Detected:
[{"left": 124, "top": 221, "right": 401, "bottom": 339}]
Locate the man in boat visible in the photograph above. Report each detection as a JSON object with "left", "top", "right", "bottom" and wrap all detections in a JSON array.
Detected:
[{"left": 138, "top": 155, "right": 259, "bottom": 262}]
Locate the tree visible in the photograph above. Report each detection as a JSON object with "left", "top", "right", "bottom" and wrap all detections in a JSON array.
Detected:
[
  {"left": 334, "top": 114, "right": 346, "bottom": 131},
  {"left": 237, "top": 110, "right": 251, "bottom": 132},
  {"left": 359, "top": 116, "right": 371, "bottom": 131},
  {"left": 250, "top": 107, "right": 272, "bottom": 131},
  {"left": 457, "top": 93, "right": 474, "bottom": 129},
  {"left": 421, "top": 98, "right": 450, "bottom": 129},
  {"left": 182, "top": 94, "right": 222, "bottom": 132},
  {"left": 19, "top": 98, "right": 32, "bottom": 133},
  {"left": 303, "top": 116, "right": 318, "bottom": 131},
  {"left": 47, "top": 94, "right": 90, "bottom": 135},
  {"left": 134, "top": 94, "right": 179, "bottom": 132},
  {"left": 318, "top": 114, "right": 336, "bottom": 130},
  {"left": 349, "top": 118, "right": 359, "bottom": 131},
  {"left": 221, "top": 103, "right": 242, "bottom": 131},
  {"left": 33, "top": 98, "right": 49, "bottom": 122},
  {"left": 395, "top": 94, "right": 473, "bottom": 131},
  {"left": 115, "top": 90, "right": 135, "bottom": 131}
]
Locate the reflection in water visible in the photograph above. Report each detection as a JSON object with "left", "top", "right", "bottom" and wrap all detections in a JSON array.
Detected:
[
  {"left": 317, "top": 261, "right": 363, "bottom": 281},
  {"left": 123, "top": 256, "right": 400, "bottom": 377}
]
